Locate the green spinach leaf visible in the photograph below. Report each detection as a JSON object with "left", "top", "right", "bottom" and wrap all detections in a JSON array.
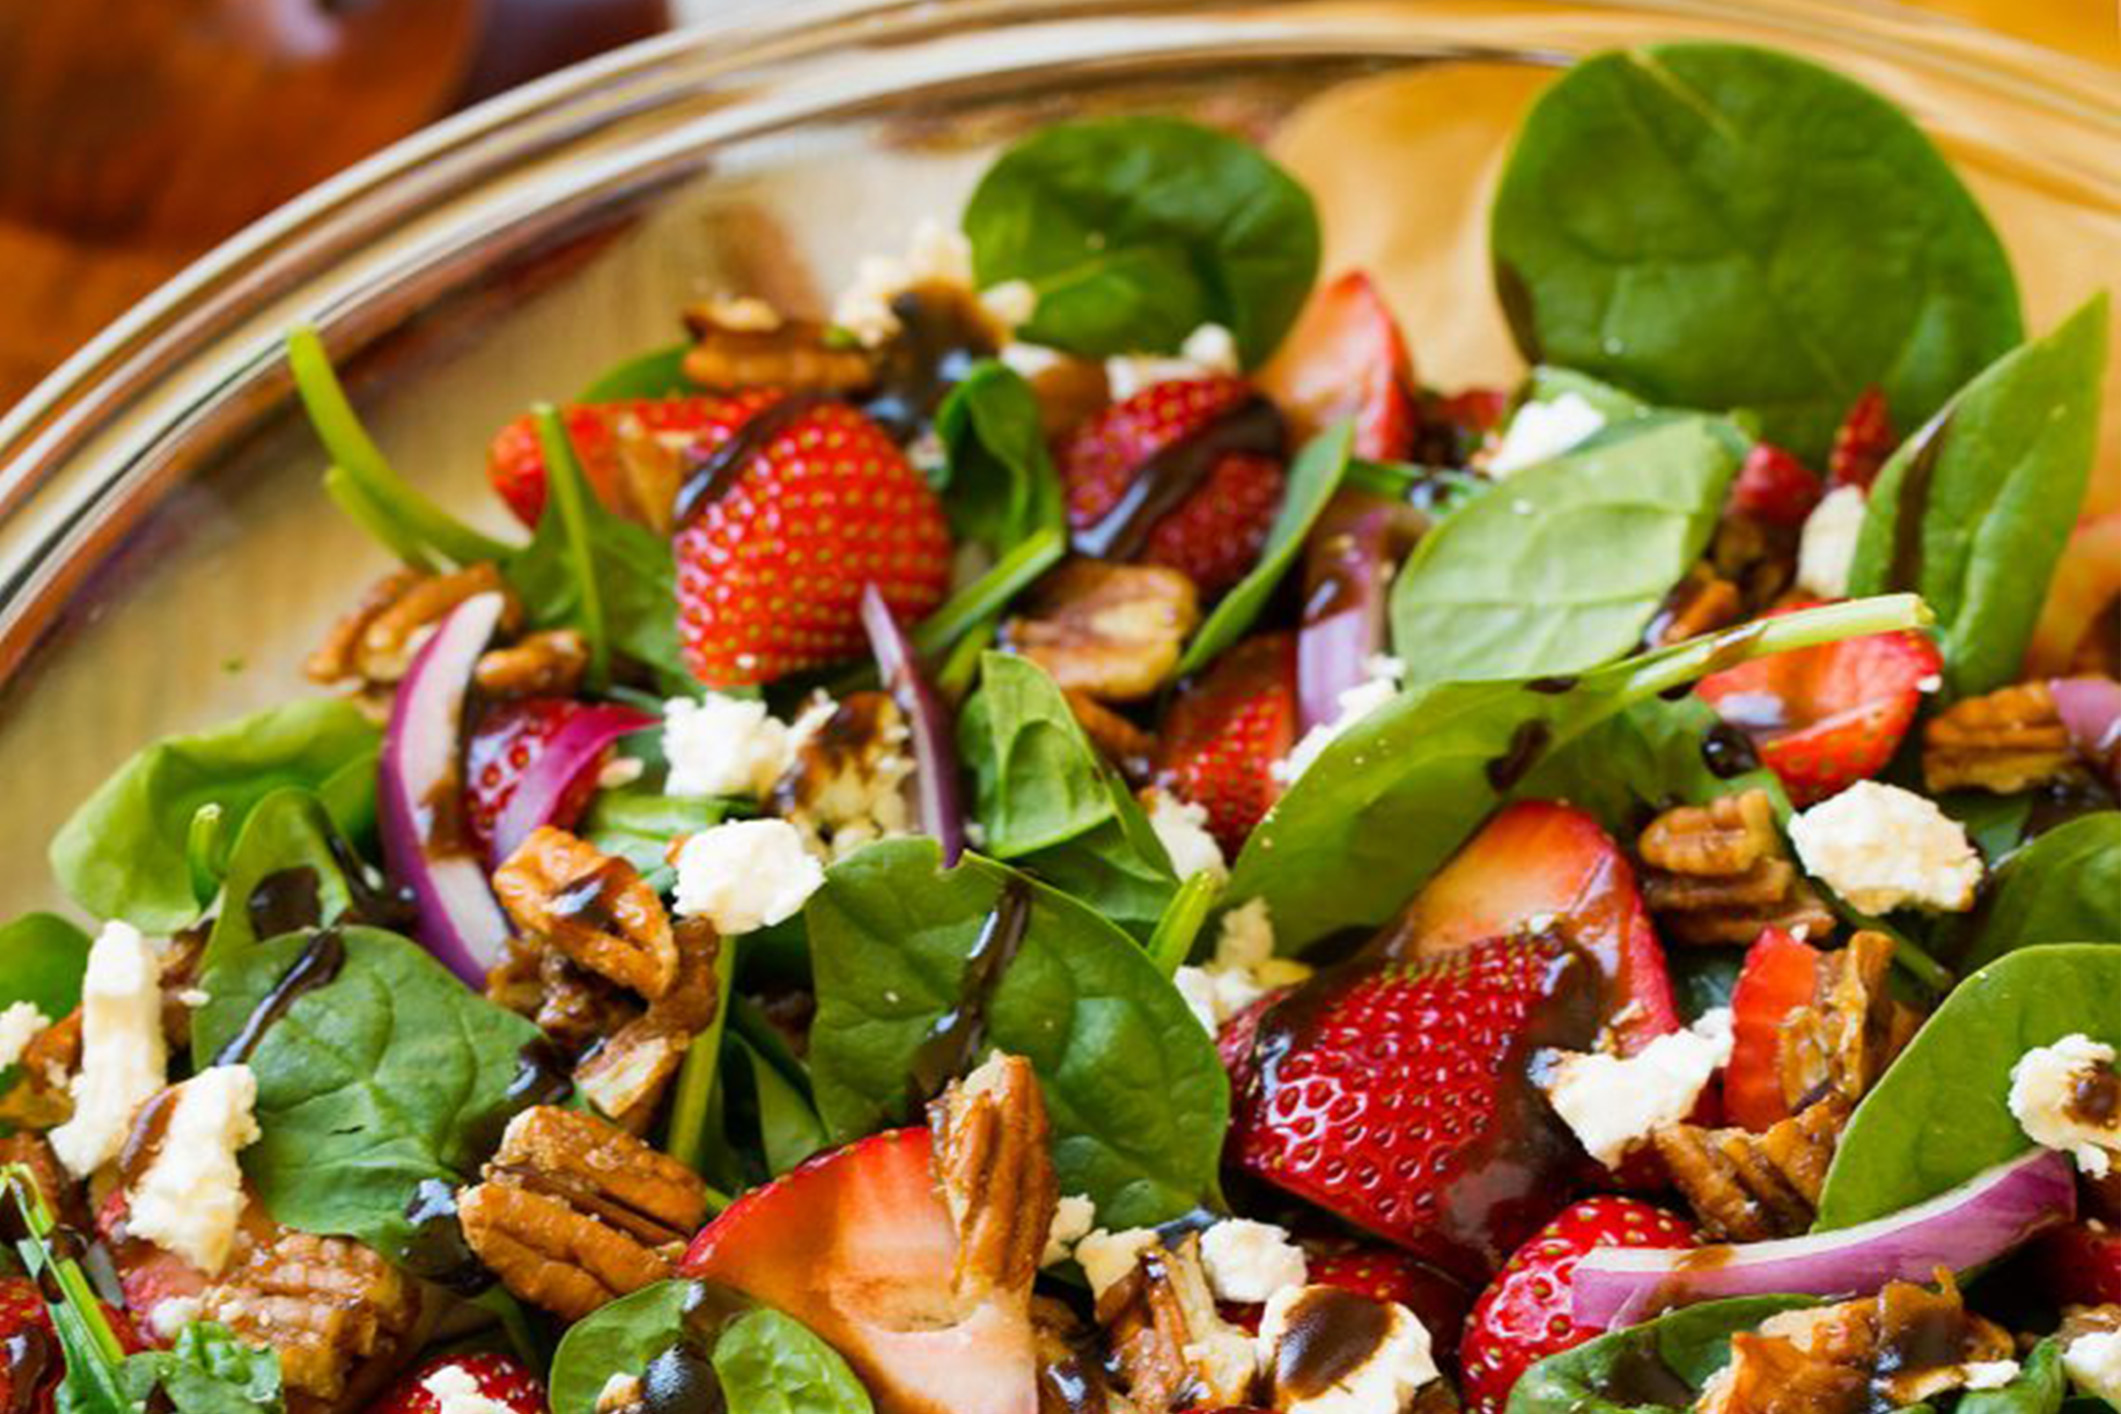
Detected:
[
  {"left": 1490, "top": 43, "right": 2022, "bottom": 462},
  {"left": 580, "top": 344, "right": 696, "bottom": 401},
  {"left": 1961, "top": 1338, "right": 2066, "bottom": 1414},
  {"left": 933, "top": 361, "right": 1065, "bottom": 551},
  {"left": 1390, "top": 414, "right": 1743, "bottom": 685},
  {"left": 713, "top": 1307, "right": 874, "bottom": 1414},
  {"left": 549, "top": 1280, "right": 696, "bottom": 1414},
  {"left": 1848, "top": 296, "right": 2109, "bottom": 695},
  {"left": 958, "top": 652, "right": 1122, "bottom": 856},
  {"left": 1507, "top": 1295, "right": 1815, "bottom": 1414},
  {"left": 1180, "top": 421, "right": 1354, "bottom": 675},
  {"left": 1817, "top": 944, "right": 2121, "bottom": 1231},
  {"left": 52, "top": 699, "right": 379, "bottom": 931},
  {"left": 805, "top": 839, "right": 1227, "bottom": 1227},
  {"left": 583, "top": 787, "right": 733, "bottom": 880},
  {"left": 1014, "top": 776, "right": 1179, "bottom": 943},
  {"left": 199, "top": 789, "right": 362, "bottom": 974},
  {"left": 193, "top": 927, "right": 543, "bottom": 1253},
  {"left": 119, "top": 1323, "right": 283, "bottom": 1414},
  {"left": 963, "top": 115, "right": 1321, "bottom": 365},
  {"left": 1946, "top": 791, "right": 2039, "bottom": 865},
  {"left": 1525, "top": 366, "right": 1653, "bottom": 423},
  {"left": 0, "top": 913, "right": 91, "bottom": 1024},
  {"left": 1516, "top": 694, "right": 1788, "bottom": 835},
  {"left": 1947, "top": 814, "right": 2121, "bottom": 971},
  {"left": 727, "top": 1032, "right": 830, "bottom": 1178}
]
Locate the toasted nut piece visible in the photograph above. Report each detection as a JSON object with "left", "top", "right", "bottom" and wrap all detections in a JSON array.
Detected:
[
  {"left": 1651, "top": 567, "right": 1745, "bottom": 646},
  {"left": 1641, "top": 790, "right": 1781, "bottom": 876},
  {"left": 575, "top": 919, "right": 721, "bottom": 1128},
  {"left": 1064, "top": 691, "right": 1158, "bottom": 785},
  {"left": 1654, "top": 1095, "right": 1849, "bottom": 1242},
  {"left": 1096, "top": 1232, "right": 1257, "bottom": 1411},
  {"left": 0, "top": 1010, "right": 79, "bottom": 1131},
  {"left": 486, "top": 934, "right": 643, "bottom": 1057},
  {"left": 476, "top": 629, "right": 590, "bottom": 700},
  {"left": 928, "top": 1053, "right": 1058, "bottom": 1304},
  {"left": 1778, "top": 931, "right": 1919, "bottom": 1113},
  {"left": 1639, "top": 791, "right": 1837, "bottom": 946},
  {"left": 1006, "top": 561, "right": 1201, "bottom": 703},
  {"left": 680, "top": 303, "right": 876, "bottom": 396},
  {"left": 306, "top": 563, "right": 522, "bottom": 689},
  {"left": 1924, "top": 680, "right": 2078, "bottom": 795},
  {"left": 771, "top": 692, "right": 914, "bottom": 861},
  {"left": 495, "top": 828, "right": 678, "bottom": 1002},
  {"left": 200, "top": 1227, "right": 422, "bottom": 1404},
  {"left": 1031, "top": 1297, "right": 1126, "bottom": 1414}
]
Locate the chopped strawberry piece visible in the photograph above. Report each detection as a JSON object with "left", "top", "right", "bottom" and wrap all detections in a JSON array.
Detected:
[
  {"left": 1460, "top": 1197, "right": 1699, "bottom": 1414},
  {"left": 1729, "top": 443, "right": 1824, "bottom": 527},
  {"left": 1157, "top": 634, "right": 1299, "bottom": 856},
  {"left": 462, "top": 697, "right": 618, "bottom": 866},
  {"left": 487, "top": 396, "right": 728, "bottom": 526},
  {"left": 2031, "top": 1221, "right": 2121, "bottom": 1309},
  {"left": 1828, "top": 387, "right": 1894, "bottom": 491},
  {"left": 1256, "top": 271, "right": 1418, "bottom": 461},
  {"left": 365, "top": 1353, "right": 545, "bottom": 1414},
  {"left": 1723, "top": 927, "right": 1823, "bottom": 1131}
]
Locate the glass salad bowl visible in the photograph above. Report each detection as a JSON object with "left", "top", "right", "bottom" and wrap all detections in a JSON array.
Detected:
[{"left": 0, "top": 0, "right": 2114, "bottom": 921}]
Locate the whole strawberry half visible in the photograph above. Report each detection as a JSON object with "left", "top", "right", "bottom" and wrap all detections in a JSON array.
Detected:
[
  {"left": 462, "top": 697, "right": 647, "bottom": 867},
  {"left": 674, "top": 394, "right": 952, "bottom": 688},
  {"left": 1460, "top": 1197, "right": 1699, "bottom": 1414},
  {"left": 1059, "top": 376, "right": 1287, "bottom": 595},
  {"left": 1157, "top": 632, "right": 1299, "bottom": 856},
  {"left": 1828, "top": 387, "right": 1894, "bottom": 491},
  {"left": 1379, "top": 801, "right": 1682, "bottom": 1056},
  {"left": 366, "top": 1353, "right": 545, "bottom": 1414},
  {"left": 1256, "top": 270, "right": 1417, "bottom": 461},
  {"left": 1728, "top": 443, "right": 1823, "bottom": 528},
  {"left": 487, "top": 396, "right": 729, "bottom": 527},
  {"left": 1229, "top": 935, "right": 1600, "bottom": 1281},
  {"left": 1696, "top": 600, "right": 1943, "bottom": 806},
  {"left": 1722, "top": 927, "right": 1822, "bottom": 1131},
  {"left": 682, "top": 1128, "right": 1036, "bottom": 1414}
]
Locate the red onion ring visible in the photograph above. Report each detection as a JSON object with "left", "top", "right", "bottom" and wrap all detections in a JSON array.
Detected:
[
  {"left": 1297, "top": 495, "right": 1400, "bottom": 731},
  {"left": 487, "top": 703, "right": 655, "bottom": 866},
  {"left": 860, "top": 584, "right": 966, "bottom": 865},
  {"left": 2051, "top": 675, "right": 2121, "bottom": 790}
]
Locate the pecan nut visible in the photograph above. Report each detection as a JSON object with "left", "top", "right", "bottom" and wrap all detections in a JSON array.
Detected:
[
  {"left": 1650, "top": 566, "right": 1745, "bottom": 646},
  {"left": 1005, "top": 560, "right": 1201, "bottom": 703},
  {"left": 1777, "top": 930, "right": 1919, "bottom": 1112},
  {"left": 1653, "top": 1095, "right": 1849, "bottom": 1242},
  {"left": 680, "top": 301, "right": 877, "bottom": 397},
  {"left": 1095, "top": 1231, "right": 1258, "bottom": 1412},
  {"left": 304, "top": 563, "right": 521, "bottom": 690},
  {"left": 200, "top": 1226, "right": 423, "bottom": 1404},
  {"left": 458, "top": 1105, "right": 709, "bottom": 1320},
  {"left": 928, "top": 1052, "right": 1057, "bottom": 1304},
  {"left": 476, "top": 628, "right": 590, "bottom": 701},
  {"left": 486, "top": 934, "right": 644, "bottom": 1058},
  {"left": 574, "top": 919, "right": 722, "bottom": 1129},
  {"left": 1638, "top": 790, "right": 1836, "bottom": 946},
  {"left": 495, "top": 828, "right": 679, "bottom": 1002},
  {"left": 1923, "top": 680, "right": 2078, "bottom": 795}
]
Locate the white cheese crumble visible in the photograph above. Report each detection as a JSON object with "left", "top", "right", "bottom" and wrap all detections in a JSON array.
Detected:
[
  {"left": 1486, "top": 392, "right": 1607, "bottom": 477},
  {"left": 2065, "top": 1330, "right": 2121, "bottom": 1404},
  {"left": 126, "top": 1065, "right": 261, "bottom": 1275},
  {"left": 1075, "top": 1227, "right": 1161, "bottom": 1298},
  {"left": 422, "top": 1363, "right": 514, "bottom": 1414},
  {"left": 1199, "top": 1218, "right": 1308, "bottom": 1304},
  {"left": 2008, "top": 1034, "right": 2121, "bottom": 1177},
  {"left": 1788, "top": 781, "right": 1983, "bottom": 914},
  {"left": 1796, "top": 484, "right": 1868, "bottom": 599},
  {"left": 597, "top": 1372, "right": 647, "bottom": 1413},
  {"left": 672, "top": 820, "right": 825, "bottom": 935},
  {"left": 0, "top": 1001, "right": 48, "bottom": 1070},
  {"left": 663, "top": 694, "right": 794, "bottom": 799},
  {"left": 1144, "top": 789, "right": 1227, "bottom": 884},
  {"left": 51, "top": 921, "right": 169, "bottom": 1178},
  {"left": 1962, "top": 1360, "right": 2020, "bottom": 1390},
  {"left": 1259, "top": 1286, "right": 1439, "bottom": 1414},
  {"left": 1540, "top": 1009, "right": 1734, "bottom": 1168},
  {"left": 147, "top": 1294, "right": 203, "bottom": 1341},
  {"left": 1173, "top": 900, "right": 1312, "bottom": 1035},
  {"left": 1042, "top": 1194, "right": 1097, "bottom": 1267},
  {"left": 1105, "top": 323, "right": 1241, "bottom": 401},
  {"left": 832, "top": 220, "right": 1029, "bottom": 348},
  {"left": 1275, "top": 655, "right": 1405, "bottom": 785}
]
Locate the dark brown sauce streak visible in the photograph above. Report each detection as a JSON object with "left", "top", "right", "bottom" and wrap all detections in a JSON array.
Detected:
[
  {"left": 906, "top": 880, "right": 1034, "bottom": 1106},
  {"left": 1273, "top": 1287, "right": 1393, "bottom": 1400},
  {"left": 551, "top": 857, "right": 634, "bottom": 935},
  {"left": 1701, "top": 721, "right": 1763, "bottom": 780},
  {"left": 247, "top": 866, "right": 324, "bottom": 939},
  {"left": 463, "top": 1038, "right": 577, "bottom": 1158},
  {"left": 2073, "top": 1063, "right": 2121, "bottom": 1126},
  {"left": 1074, "top": 396, "right": 1285, "bottom": 561},
  {"left": 395, "top": 1178, "right": 495, "bottom": 1295},
  {"left": 1, "top": 1326, "right": 51, "bottom": 1414},
  {"left": 1885, "top": 412, "right": 1954, "bottom": 593},
  {"left": 211, "top": 928, "right": 348, "bottom": 1067},
  {"left": 115, "top": 1086, "right": 181, "bottom": 1189},
  {"left": 674, "top": 393, "right": 829, "bottom": 528},
  {"left": 861, "top": 283, "right": 1000, "bottom": 441},
  {"left": 326, "top": 830, "right": 419, "bottom": 930},
  {"left": 1523, "top": 675, "right": 1580, "bottom": 695},
  {"left": 1039, "top": 1353, "right": 1112, "bottom": 1414},
  {"left": 1484, "top": 719, "right": 1552, "bottom": 792}
]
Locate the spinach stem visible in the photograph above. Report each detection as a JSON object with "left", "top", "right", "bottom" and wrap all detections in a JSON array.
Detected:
[
  {"left": 323, "top": 465, "right": 439, "bottom": 572},
  {"left": 1617, "top": 594, "right": 1931, "bottom": 706},
  {"left": 1149, "top": 871, "right": 1221, "bottom": 976},
  {"left": 4, "top": 1164, "right": 132, "bottom": 1394},
  {"left": 910, "top": 527, "right": 1066, "bottom": 661},
  {"left": 936, "top": 616, "right": 997, "bottom": 700},
  {"left": 531, "top": 403, "right": 610, "bottom": 691},
  {"left": 665, "top": 930, "right": 741, "bottom": 1175}
]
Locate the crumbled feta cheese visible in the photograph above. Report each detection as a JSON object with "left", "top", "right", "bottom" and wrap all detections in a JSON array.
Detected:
[
  {"left": 833, "top": 219, "right": 978, "bottom": 347},
  {"left": 1788, "top": 781, "right": 1983, "bottom": 914},
  {"left": 1173, "top": 901, "right": 1311, "bottom": 1036},
  {"left": 1043, "top": 1194, "right": 1097, "bottom": 1267},
  {"left": 1961, "top": 1360, "right": 2020, "bottom": 1390},
  {"left": 663, "top": 694, "right": 793, "bottom": 799},
  {"left": 147, "top": 1295, "right": 202, "bottom": 1341},
  {"left": 1199, "top": 1219, "right": 1308, "bottom": 1303},
  {"left": 1539, "top": 1009, "right": 1735, "bottom": 1167},
  {"left": 672, "top": 820, "right": 825, "bottom": 935},
  {"left": 0, "top": 1001, "right": 48, "bottom": 1070},
  {"left": 1104, "top": 323, "right": 1241, "bottom": 401},
  {"left": 1487, "top": 392, "right": 1606, "bottom": 476},
  {"left": 1796, "top": 485, "right": 1868, "bottom": 599},
  {"left": 1144, "top": 789, "right": 1227, "bottom": 884},
  {"left": 422, "top": 1363, "right": 515, "bottom": 1414},
  {"left": 1075, "top": 1227, "right": 1161, "bottom": 1298},
  {"left": 1276, "top": 655, "right": 1406, "bottom": 784},
  {"left": 597, "top": 1373, "right": 647, "bottom": 1413},
  {"left": 1173, "top": 966, "right": 1221, "bottom": 1034},
  {"left": 126, "top": 1065, "right": 261, "bottom": 1275},
  {"left": 2009, "top": 1034, "right": 2121, "bottom": 1177},
  {"left": 51, "top": 921, "right": 169, "bottom": 1178},
  {"left": 1259, "top": 1286, "right": 1439, "bottom": 1414},
  {"left": 2066, "top": 1329, "right": 2121, "bottom": 1404},
  {"left": 776, "top": 695, "right": 914, "bottom": 861}
]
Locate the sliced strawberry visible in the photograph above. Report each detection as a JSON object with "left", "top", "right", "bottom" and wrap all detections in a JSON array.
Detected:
[
  {"left": 462, "top": 697, "right": 615, "bottom": 866},
  {"left": 1256, "top": 270, "right": 1418, "bottom": 461},
  {"left": 1828, "top": 387, "right": 1894, "bottom": 491},
  {"left": 1230, "top": 935, "right": 1600, "bottom": 1281},
  {"left": 365, "top": 1353, "right": 546, "bottom": 1414},
  {"left": 1729, "top": 443, "right": 1823, "bottom": 528},
  {"left": 1310, "top": 1247, "right": 1473, "bottom": 1356},
  {"left": 487, "top": 396, "right": 728, "bottom": 527},
  {"left": 1723, "top": 927, "right": 1823, "bottom": 1131},
  {"left": 1696, "top": 600, "right": 1943, "bottom": 806},
  {"left": 1059, "top": 376, "right": 1288, "bottom": 595},
  {"left": 1381, "top": 801, "right": 1682, "bottom": 1055},
  {"left": 2028, "top": 513, "right": 2121, "bottom": 677},
  {"left": 681, "top": 1128, "right": 1036, "bottom": 1414},
  {"left": 1459, "top": 1197, "right": 1699, "bottom": 1414},
  {"left": 2030, "top": 1221, "right": 2121, "bottom": 1309},
  {"left": 1216, "top": 991, "right": 1281, "bottom": 1095},
  {"left": 674, "top": 395, "right": 953, "bottom": 687},
  {"left": 1157, "top": 633, "right": 1299, "bottom": 856}
]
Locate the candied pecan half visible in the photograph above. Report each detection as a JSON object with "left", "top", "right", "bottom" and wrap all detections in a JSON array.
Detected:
[
  {"left": 575, "top": 919, "right": 721, "bottom": 1129},
  {"left": 304, "top": 564, "right": 521, "bottom": 690},
  {"left": 1924, "top": 680, "right": 2079, "bottom": 795},
  {"left": 458, "top": 1105, "right": 708, "bottom": 1320},
  {"left": 928, "top": 1053, "right": 1058, "bottom": 1304},
  {"left": 1095, "top": 1232, "right": 1257, "bottom": 1412},
  {"left": 1005, "top": 561, "right": 1202, "bottom": 703},
  {"left": 1651, "top": 565, "right": 1745, "bottom": 646},
  {"left": 1778, "top": 930, "right": 1919, "bottom": 1113},
  {"left": 1653, "top": 1095, "right": 1849, "bottom": 1242},
  {"left": 476, "top": 628, "right": 590, "bottom": 700},
  {"left": 771, "top": 692, "right": 915, "bottom": 860},
  {"left": 200, "top": 1227, "right": 422, "bottom": 1404},
  {"left": 680, "top": 300, "right": 876, "bottom": 397},
  {"left": 486, "top": 934, "right": 643, "bottom": 1057},
  {"left": 1638, "top": 790, "right": 1836, "bottom": 946},
  {"left": 495, "top": 828, "right": 679, "bottom": 1002}
]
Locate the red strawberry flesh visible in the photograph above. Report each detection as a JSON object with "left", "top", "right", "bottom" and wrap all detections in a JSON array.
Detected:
[
  {"left": 487, "top": 396, "right": 727, "bottom": 527},
  {"left": 1722, "top": 927, "right": 1822, "bottom": 1131},
  {"left": 462, "top": 696, "right": 609, "bottom": 865},
  {"left": 1157, "top": 632, "right": 1299, "bottom": 856},
  {"left": 1256, "top": 270, "right": 1418, "bottom": 461},
  {"left": 367, "top": 1353, "right": 546, "bottom": 1414}
]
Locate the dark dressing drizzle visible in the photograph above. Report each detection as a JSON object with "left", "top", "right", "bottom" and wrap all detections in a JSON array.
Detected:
[
  {"left": 2072, "top": 1062, "right": 2121, "bottom": 1127},
  {"left": 395, "top": 1178, "right": 495, "bottom": 1294},
  {"left": 905, "top": 880, "right": 1034, "bottom": 1107},
  {"left": 246, "top": 867, "right": 323, "bottom": 940},
  {"left": 641, "top": 1342, "right": 726, "bottom": 1414},
  {"left": 1598, "top": 1335, "right": 1700, "bottom": 1407},
  {"left": 1884, "top": 412, "right": 1955, "bottom": 593},
  {"left": 0, "top": 1326, "right": 52, "bottom": 1414},
  {"left": 115, "top": 1087, "right": 181, "bottom": 1189},
  {"left": 1272, "top": 1287, "right": 1393, "bottom": 1399},
  {"left": 860, "top": 283, "right": 1000, "bottom": 440},
  {"left": 212, "top": 928, "right": 348, "bottom": 1067},
  {"left": 462, "top": 1038, "right": 577, "bottom": 1159},
  {"left": 1484, "top": 719, "right": 1552, "bottom": 792},
  {"left": 551, "top": 857, "right": 635, "bottom": 935},
  {"left": 1074, "top": 396, "right": 1285, "bottom": 560},
  {"left": 1701, "top": 721, "right": 1763, "bottom": 779},
  {"left": 674, "top": 393, "right": 828, "bottom": 529},
  {"left": 1523, "top": 675, "right": 1580, "bottom": 695}
]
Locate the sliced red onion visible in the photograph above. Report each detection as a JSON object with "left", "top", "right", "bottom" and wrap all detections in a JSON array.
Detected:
[
  {"left": 860, "top": 584, "right": 966, "bottom": 865},
  {"left": 1572, "top": 1150, "right": 2076, "bottom": 1331},
  {"left": 2052, "top": 675, "right": 2121, "bottom": 789},
  {"left": 379, "top": 592, "right": 514, "bottom": 986},
  {"left": 1298, "top": 495, "right": 1401, "bottom": 731},
  {"left": 489, "top": 703, "right": 655, "bottom": 867}
]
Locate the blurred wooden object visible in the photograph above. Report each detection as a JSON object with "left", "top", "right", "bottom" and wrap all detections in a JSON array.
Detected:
[{"left": 0, "top": 0, "right": 666, "bottom": 408}]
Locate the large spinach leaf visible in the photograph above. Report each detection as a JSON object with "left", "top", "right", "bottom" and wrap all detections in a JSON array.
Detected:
[
  {"left": 1947, "top": 814, "right": 2121, "bottom": 971},
  {"left": 1490, "top": 43, "right": 2021, "bottom": 462},
  {"left": 1389, "top": 414, "right": 1742, "bottom": 685},
  {"left": 933, "top": 360, "right": 1065, "bottom": 552},
  {"left": 1961, "top": 1338, "right": 2066, "bottom": 1414},
  {"left": 199, "top": 788, "right": 364, "bottom": 974},
  {"left": 714, "top": 1308, "right": 874, "bottom": 1414},
  {"left": 193, "top": 927, "right": 543, "bottom": 1253},
  {"left": 0, "top": 913, "right": 91, "bottom": 1024},
  {"left": 1816, "top": 944, "right": 2121, "bottom": 1231},
  {"left": 52, "top": 699, "right": 379, "bottom": 931},
  {"left": 805, "top": 839, "right": 1227, "bottom": 1227},
  {"left": 1015, "top": 788, "right": 1178, "bottom": 943},
  {"left": 550, "top": 1280, "right": 696, "bottom": 1414},
  {"left": 1517, "top": 694, "right": 1787, "bottom": 835},
  {"left": 1229, "top": 596, "right": 1926, "bottom": 950},
  {"left": 1848, "top": 296, "right": 2109, "bottom": 695},
  {"left": 1508, "top": 1295, "right": 1814, "bottom": 1414},
  {"left": 963, "top": 115, "right": 1320, "bottom": 365}
]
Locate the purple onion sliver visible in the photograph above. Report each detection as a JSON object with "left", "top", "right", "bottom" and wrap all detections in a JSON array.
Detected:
[
  {"left": 1570, "top": 1149, "right": 2076, "bottom": 1331},
  {"left": 860, "top": 584, "right": 967, "bottom": 865},
  {"left": 2051, "top": 675, "right": 2121, "bottom": 788},
  {"left": 1297, "top": 500, "right": 1395, "bottom": 731},
  {"left": 378, "top": 591, "right": 514, "bottom": 987},
  {"left": 488, "top": 703, "right": 656, "bottom": 866}
]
